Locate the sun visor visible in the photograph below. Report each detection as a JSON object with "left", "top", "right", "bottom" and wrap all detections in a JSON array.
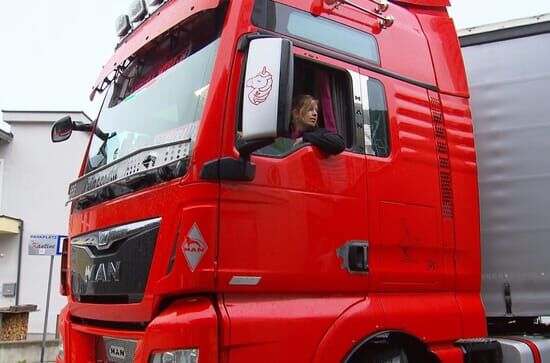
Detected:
[
  {"left": 391, "top": 0, "right": 450, "bottom": 7},
  {"left": 90, "top": 0, "right": 220, "bottom": 100}
]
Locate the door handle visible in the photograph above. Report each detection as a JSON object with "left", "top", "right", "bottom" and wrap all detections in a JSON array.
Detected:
[{"left": 337, "top": 241, "right": 369, "bottom": 273}]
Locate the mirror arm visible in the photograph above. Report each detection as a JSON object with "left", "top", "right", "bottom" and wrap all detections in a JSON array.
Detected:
[
  {"left": 199, "top": 138, "right": 274, "bottom": 182},
  {"left": 93, "top": 127, "right": 109, "bottom": 141},
  {"left": 72, "top": 121, "right": 93, "bottom": 132},
  {"left": 73, "top": 121, "right": 110, "bottom": 141}
]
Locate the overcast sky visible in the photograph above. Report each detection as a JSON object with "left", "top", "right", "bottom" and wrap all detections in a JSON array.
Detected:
[{"left": 0, "top": 0, "right": 549, "bottom": 119}]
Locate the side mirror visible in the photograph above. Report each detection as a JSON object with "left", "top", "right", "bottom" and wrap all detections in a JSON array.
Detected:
[
  {"left": 241, "top": 37, "right": 294, "bottom": 143},
  {"left": 51, "top": 115, "right": 94, "bottom": 143},
  {"left": 51, "top": 116, "right": 73, "bottom": 143}
]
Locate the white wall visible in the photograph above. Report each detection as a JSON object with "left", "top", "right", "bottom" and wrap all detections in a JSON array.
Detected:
[{"left": 0, "top": 119, "right": 89, "bottom": 334}]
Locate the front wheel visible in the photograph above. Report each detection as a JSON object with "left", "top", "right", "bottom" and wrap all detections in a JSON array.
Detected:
[{"left": 360, "top": 346, "right": 408, "bottom": 363}]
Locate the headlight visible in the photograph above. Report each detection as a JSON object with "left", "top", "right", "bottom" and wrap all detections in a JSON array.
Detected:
[{"left": 149, "top": 349, "right": 199, "bottom": 363}]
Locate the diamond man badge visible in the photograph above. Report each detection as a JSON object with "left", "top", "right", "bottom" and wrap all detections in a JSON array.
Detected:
[{"left": 182, "top": 223, "right": 208, "bottom": 272}]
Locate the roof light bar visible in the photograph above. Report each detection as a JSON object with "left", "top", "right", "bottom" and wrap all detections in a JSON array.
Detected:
[
  {"left": 147, "top": 0, "right": 165, "bottom": 6},
  {"left": 115, "top": 14, "right": 132, "bottom": 37},
  {"left": 129, "top": 0, "right": 147, "bottom": 23}
]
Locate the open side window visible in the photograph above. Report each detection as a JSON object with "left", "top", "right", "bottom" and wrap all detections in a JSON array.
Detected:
[{"left": 253, "top": 57, "right": 354, "bottom": 157}]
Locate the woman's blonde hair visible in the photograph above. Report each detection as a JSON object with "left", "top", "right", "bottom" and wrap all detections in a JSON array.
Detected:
[{"left": 292, "top": 94, "right": 318, "bottom": 123}]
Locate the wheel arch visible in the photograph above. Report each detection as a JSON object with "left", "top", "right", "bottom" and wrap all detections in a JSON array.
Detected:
[
  {"left": 310, "top": 297, "right": 442, "bottom": 363},
  {"left": 343, "top": 330, "right": 440, "bottom": 363}
]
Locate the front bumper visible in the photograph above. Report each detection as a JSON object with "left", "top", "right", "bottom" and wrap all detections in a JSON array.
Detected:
[{"left": 57, "top": 297, "right": 218, "bottom": 363}]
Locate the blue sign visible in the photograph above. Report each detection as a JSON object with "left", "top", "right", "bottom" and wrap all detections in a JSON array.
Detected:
[{"left": 56, "top": 235, "right": 67, "bottom": 256}]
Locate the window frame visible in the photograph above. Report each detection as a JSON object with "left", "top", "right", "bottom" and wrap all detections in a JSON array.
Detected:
[{"left": 248, "top": 51, "right": 363, "bottom": 159}]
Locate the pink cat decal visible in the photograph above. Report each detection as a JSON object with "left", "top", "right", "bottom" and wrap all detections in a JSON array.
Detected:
[{"left": 245, "top": 66, "right": 273, "bottom": 106}]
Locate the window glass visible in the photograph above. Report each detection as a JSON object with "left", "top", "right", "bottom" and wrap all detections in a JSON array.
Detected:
[
  {"left": 286, "top": 11, "right": 379, "bottom": 64},
  {"left": 87, "top": 40, "right": 218, "bottom": 171},
  {"left": 86, "top": 10, "right": 222, "bottom": 173},
  {"left": 365, "top": 78, "right": 390, "bottom": 157},
  {"left": 252, "top": 1, "right": 380, "bottom": 65}
]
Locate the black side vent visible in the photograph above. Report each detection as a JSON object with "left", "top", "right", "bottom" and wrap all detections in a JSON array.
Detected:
[{"left": 429, "top": 91, "right": 454, "bottom": 219}]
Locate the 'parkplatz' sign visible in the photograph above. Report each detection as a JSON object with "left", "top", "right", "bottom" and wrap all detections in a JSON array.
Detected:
[{"left": 28, "top": 234, "right": 65, "bottom": 256}]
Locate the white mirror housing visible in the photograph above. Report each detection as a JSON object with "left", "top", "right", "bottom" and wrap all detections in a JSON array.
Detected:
[{"left": 241, "top": 37, "right": 293, "bottom": 141}]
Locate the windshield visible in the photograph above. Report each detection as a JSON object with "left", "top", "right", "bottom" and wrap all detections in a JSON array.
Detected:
[{"left": 86, "top": 13, "right": 221, "bottom": 173}]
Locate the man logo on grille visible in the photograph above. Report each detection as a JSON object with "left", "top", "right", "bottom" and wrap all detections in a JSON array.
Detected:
[
  {"left": 109, "top": 345, "right": 126, "bottom": 360},
  {"left": 182, "top": 223, "right": 208, "bottom": 272}
]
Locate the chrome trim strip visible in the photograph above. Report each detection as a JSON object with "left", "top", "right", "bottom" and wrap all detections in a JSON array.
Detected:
[
  {"left": 348, "top": 69, "right": 366, "bottom": 154},
  {"left": 72, "top": 217, "right": 161, "bottom": 251},
  {"left": 229, "top": 276, "right": 262, "bottom": 286}
]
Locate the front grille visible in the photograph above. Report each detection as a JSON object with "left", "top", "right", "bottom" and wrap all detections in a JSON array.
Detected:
[
  {"left": 70, "top": 218, "right": 161, "bottom": 303},
  {"left": 71, "top": 316, "right": 147, "bottom": 331}
]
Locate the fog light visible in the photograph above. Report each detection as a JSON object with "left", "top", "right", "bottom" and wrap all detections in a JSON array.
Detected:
[
  {"left": 149, "top": 349, "right": 199, "bottom": 363},
  {"left": 115, "top": 14, "right": 132, "bottom": 37},
  {"left": 147, "top": 0, "right": 165, "bottom": 6},
  {"left": 129, "top": 0, "right": 148, "bottom": 23}
]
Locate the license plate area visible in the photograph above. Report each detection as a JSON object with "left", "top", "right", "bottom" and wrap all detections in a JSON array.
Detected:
[{"left": 96, "top": 336, "right": 137, "bottom": 363}]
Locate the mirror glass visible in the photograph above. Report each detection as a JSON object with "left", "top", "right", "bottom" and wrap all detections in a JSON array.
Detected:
[{"left": 51, "top": 116, "right": 73, "bottom": 143}]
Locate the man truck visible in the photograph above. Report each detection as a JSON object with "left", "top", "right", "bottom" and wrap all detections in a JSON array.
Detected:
[{"left": 51, "top": 0, "right": 550, "bottom": 361}]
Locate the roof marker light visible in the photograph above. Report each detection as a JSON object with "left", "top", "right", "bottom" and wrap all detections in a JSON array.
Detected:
[
  {"left": 115, "top": 14, "right": 132, "bottom": 37},
  {"left": 129, "top": 0, "right": 148, "bottom": 23}
]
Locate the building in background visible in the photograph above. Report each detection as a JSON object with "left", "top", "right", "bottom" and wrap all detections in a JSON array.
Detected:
[{"left": 0, "top": 110, "right": 91, "bottom": 334}]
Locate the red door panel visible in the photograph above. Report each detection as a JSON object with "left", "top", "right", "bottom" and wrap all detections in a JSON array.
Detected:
[{"left": 218, "top": 148, "right": 368, "bottom": 293}]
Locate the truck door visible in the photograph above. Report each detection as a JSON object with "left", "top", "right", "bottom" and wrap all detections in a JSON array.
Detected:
[
  {"left": 217, "top": 48, "right": 370, "bottom": 295},
  {"left": 360, "top": 70, "right": 452, "bottom": 293}
]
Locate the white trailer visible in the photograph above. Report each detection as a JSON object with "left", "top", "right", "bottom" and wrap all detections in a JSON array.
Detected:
[{"left": 460, "top": 13, "right": 550, "bottom": 362}]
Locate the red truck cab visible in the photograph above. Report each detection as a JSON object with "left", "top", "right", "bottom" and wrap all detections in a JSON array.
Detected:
[{"left": 54, "top": 0, "right": 488, "bottom": 362}]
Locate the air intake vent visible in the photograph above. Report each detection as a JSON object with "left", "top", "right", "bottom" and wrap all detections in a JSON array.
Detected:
[{"left": 429, "top": 91, "right": 454, "bottom": 219}]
